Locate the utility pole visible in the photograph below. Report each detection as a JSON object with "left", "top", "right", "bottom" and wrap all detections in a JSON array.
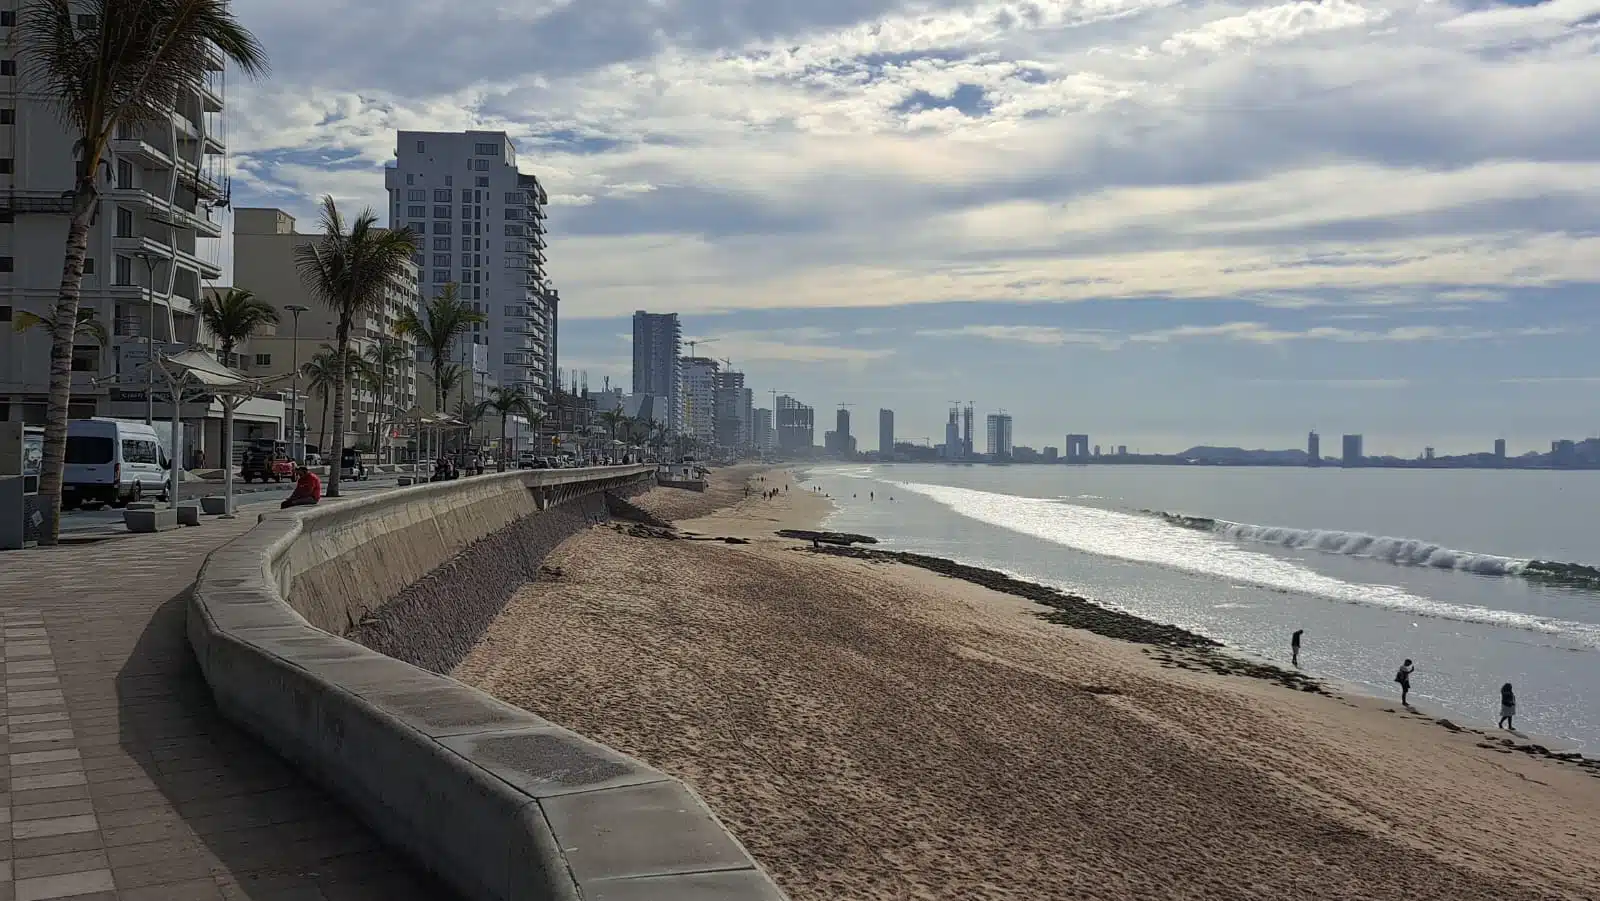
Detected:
[
  {"left": 285, "top": 305, "right": 309, "bottom": 462},
  {"left": 135, "top": 252, "right": 160, "bottom": 425}
]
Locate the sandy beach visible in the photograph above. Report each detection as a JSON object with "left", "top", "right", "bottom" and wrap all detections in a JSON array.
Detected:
[{"left": 454, "top": 467, "right": 1600, "bottom": 900}]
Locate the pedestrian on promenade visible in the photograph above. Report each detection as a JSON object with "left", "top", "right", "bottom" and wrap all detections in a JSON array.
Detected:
[
  {"left": 1291, "top": 629, "right": 1303, "bottom": 667},
  {"left": 1395, "top": 659, "right": 1415, "bottom": 706},
  {"left": 1499, "top": 683, "right": 1517, "bottom": 730},
  {"left": 280, "top": 465, "right": 322, "bottom": 510}
]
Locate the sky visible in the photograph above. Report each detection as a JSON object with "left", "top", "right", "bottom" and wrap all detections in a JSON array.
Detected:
[{"left": 222, "top": 0, "right": 1600, "bottom": 455}]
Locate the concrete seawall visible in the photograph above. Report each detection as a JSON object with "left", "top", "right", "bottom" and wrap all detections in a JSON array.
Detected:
[{"left": 189, "top": 466, "right": 787, "bottom": 901}]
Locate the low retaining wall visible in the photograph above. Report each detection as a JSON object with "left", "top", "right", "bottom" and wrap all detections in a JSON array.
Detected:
[{"left": 189, "top": 466, "right": 787, "bottom": 901}]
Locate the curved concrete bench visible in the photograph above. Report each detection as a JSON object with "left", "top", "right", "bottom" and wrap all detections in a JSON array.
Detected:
[{"left": 190, "top": 466, "right": 786, "bottom": 901}]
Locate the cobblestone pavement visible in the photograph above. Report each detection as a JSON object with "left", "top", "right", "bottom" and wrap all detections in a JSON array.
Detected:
[{"left": 0, "top": 516, "right": 456, "bottom": 900}]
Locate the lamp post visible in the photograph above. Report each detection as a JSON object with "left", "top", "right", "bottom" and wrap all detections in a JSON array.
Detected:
[
  {"left": 133, "top": 252, "right": 160, "bottom": 425},
  {"left": 284, "top": 304, "right": 310, "bottom": 463}
]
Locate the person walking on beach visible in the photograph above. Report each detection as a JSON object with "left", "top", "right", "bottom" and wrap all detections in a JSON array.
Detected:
[
  {"left": 1291, "top": 629, "right": 1303, "bottom": 667},
  {"left": 1499, "top": 683, "right": 1517, "bottom": 730},
  {"left": 1395, "top": 659, "right": 1415, "bottom": 706}
]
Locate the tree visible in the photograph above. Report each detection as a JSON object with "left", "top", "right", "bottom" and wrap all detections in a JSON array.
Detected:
[
  {"left": 394, "top": 283, "right": 484, "bottom": 414},
  {"left": 293, "top": 196, "right": 417, "bottom": 496},
  {"left": 196, "top": 287, "right": 278, "bottom": 480},
  {"left": 600, "top": 408, "right": 628, "bottom": 450},
  {"left": 361, "top": 339, "right": 407, "bottom": 461},
  {"left": 474, "top": 386, "right": 535, "bottom": 471},
  {"left": 12, "top": 308, "right": 109, "bottom": 349},
  {"left": 18, "top": 0, "right": 267, "bottom": 543},
  {"left": 300, "top": 347, "right": 358, "bottom": 457}
]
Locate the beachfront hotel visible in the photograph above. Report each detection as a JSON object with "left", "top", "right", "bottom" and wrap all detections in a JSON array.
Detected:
[{"left": 385, "top": 131, "right": 556, "bottom": 403}]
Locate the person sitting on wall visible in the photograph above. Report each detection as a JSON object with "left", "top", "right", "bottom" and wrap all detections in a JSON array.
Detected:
[{"left": 280, "top": 464, "right": 322, "bottom": 509}]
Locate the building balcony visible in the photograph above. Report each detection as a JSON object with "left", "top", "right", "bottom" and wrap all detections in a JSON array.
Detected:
[
  {"left": 113, "top": 234, "right": 173, "bottom": 260},
  {"left": 112, "top": 137, "right": 172, "bottom": 169},
  {"left": 0, "top": 189, "right": 76, "bottom": 215},
  {"left": 198, "top": 77, "right": 223, "bottom": 113}
]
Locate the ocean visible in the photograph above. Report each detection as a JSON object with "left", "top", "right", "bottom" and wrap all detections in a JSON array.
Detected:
[{"left": 804, "top": 464, "right": 1600, "bottom": 750}]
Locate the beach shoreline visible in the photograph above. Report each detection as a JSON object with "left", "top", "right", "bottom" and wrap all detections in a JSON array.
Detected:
[{"left": 454, "top": 464, "right": 1600, "bottom": 900}]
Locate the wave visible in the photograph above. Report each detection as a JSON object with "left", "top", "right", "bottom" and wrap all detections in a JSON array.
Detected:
[
  {"left": 893, "top": 482, "right": 1600, "bottom": 646},
  {"left": 1148, "top": 511, "right": 1600, "bottom": 589}
]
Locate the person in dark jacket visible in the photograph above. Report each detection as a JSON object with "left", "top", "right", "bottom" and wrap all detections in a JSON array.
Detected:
[{"left": 1498, "top": 683, "right": 1516, "bottom": 730}]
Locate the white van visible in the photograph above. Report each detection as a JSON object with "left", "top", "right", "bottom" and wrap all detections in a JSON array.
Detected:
[{"left": 62, "top": 419, "right": 169, "bottom": 509}]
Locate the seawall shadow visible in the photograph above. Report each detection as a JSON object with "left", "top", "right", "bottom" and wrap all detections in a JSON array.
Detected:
[{"left": 114, "top": 585, "right": 459, "bottom": 899}]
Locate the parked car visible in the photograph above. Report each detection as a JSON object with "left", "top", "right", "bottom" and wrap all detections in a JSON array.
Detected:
[
  {"left": 340, "top": 448, "right": 367, "bottom": 481},
  {"left": 517, "top": 451, "right": 538, "bottom": 470},
  {"left": 60, "top": 419, "right": 169, "bottom": 509},
  {"left": 240, "top": 449, "right": 294, "bottom": 483}
]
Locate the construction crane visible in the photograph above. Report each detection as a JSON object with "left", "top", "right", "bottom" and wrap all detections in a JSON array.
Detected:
[
  {"left": 685, "top": 336, "right": 718, "bottom": 359},
  {"left": 838, "top": 402, "right": 856, "bottom": 409}
]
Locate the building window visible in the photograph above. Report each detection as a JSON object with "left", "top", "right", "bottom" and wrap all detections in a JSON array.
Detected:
[
  {"left": 0, "top": 305, "right": 10, "bottom": 321},
  {"left": 71, "top": 346, "right": 99, "bottom": 372},
  {"left": 433, "top": 269, "right": 449, "bottom": 283},
  {"left": 254, "top": 353, "right": 272, "bottom": 367},
  {"left": 503, "top": 225, "right": 520, "bottom": 236},
  {"left": 433, "top": 189, "right": 450, "bottom": 202},
  {"left": 116, "top": 158, "right": 133, "bottom": 188},
  {"left": 0, "top": 61, "right": 14, "bottom": 76},
  {"left": 408, "top": 189, "right": 425, "bottom": 201},
  {"left": 0, "top": 256, "right": 11, "bottom": 272},
  {"left": 415, "top": 140, "right": 425, "bottom": 153},
  {"left": 76, "top": 13, "right": 96, "bottom": 28},
  {"left": 504, "top": 192, "right": 522, "bottom": 204},
  {"left": 474, "top": 142, "right": 500, "bottom": 156},
  {"left": 475, "top": 177, "right": 488, "bottom": 188},
  {"left": 0, "top": 158, "right": 12, "bottom": 174},
  {"left": 407, "top": 205, "right": 424, "bottom": 217},
  {"left": 459, "top": 253, "right": 470, "bottom": 267},
  {"left": 444, "top": 175, "right": 453, "bottom": 187},
  {"left": 504, "top": 208, "right": 521, "bottom": 219},
  {"left": 406, "top": 173, "right": 414, "bottom": 185},
  {"left": 433, "top": 254, "right": 449, "bottom": 266},
  {"left": 0, "top": 11, "right": 13, "bottom": 25},
  {"left": 433, "top": 237, "right": 450, "bottom": 251},
  {"left": 83, "top": 258, "right": 94, "bottom": 274},
  {"left": 460, "top": 189, "right": 471, "bottom": 202},
  {"left": 473, "top": 159, "right": 488, "bottom": 171},
  {"left": 115, "top": 255, "right": 132, "bottom": 285},
  {"left": 409, "top": 221, "right": 425, "bottom": 234},
  {"left": 460, "top": 205, "right": 471, "bottom": 219},
  {"left": 0, "top": 108, "right": 12, "bottom": 125},
  {"left": 115, "top": 207, "right": 133, "bottom": 237},
  {"left": 433, "top": 205, "right": 449, "bottom": 218}
]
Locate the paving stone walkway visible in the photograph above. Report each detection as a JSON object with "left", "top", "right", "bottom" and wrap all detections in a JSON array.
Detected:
[{"left": 0, "top": 516, "right": 456, "bottom": 900}]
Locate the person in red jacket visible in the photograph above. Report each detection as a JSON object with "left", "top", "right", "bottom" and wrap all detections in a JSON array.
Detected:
[{"left": 280, "top": 464, "right": 322, "bottom": 509}]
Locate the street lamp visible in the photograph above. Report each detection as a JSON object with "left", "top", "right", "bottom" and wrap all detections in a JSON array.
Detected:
[
  {"left": 133, "top": 251, "right": 160, "bottom": 424},
  {"left": 284, "top": 304, "right": 310, "bottom": 462}
]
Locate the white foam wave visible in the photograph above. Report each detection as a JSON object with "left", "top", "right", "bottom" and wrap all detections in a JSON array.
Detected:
[
  {"left": 1211, "top": 521, "right": 1530, "bottom": 575},
  {"left": 894, "top": 481, "right": 1600, "bottom": 646}
]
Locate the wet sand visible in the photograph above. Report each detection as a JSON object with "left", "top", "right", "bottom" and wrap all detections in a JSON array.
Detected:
[{"left": 454, "top": 467, "right": 1600, "bottom": 901}]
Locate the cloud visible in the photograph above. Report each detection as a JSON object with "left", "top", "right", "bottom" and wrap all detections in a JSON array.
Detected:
[
  {"left": 917, "top": 320, "right": 1576, "bottom": 349},
  {"left": 1239, "top": 378, "right": 1412, "bottom": 389},
  {"left": 692, "top": 328, "right": 896, "bottom": 365},
  {"left": 222, "top": 0, "right": 1600, "bottom": 322}
]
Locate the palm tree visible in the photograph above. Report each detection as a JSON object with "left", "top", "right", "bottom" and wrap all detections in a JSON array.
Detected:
[
  {"left": 362, "top": 339, "right": 408, "bottom": 462},
  {"left": 474, "top": 386, "right": 535, "bottom": 471},
  {"left": 300, "top": 347, "right": 359, "bottom": 457},
  {"left": 394, "top": 283, "right": 484, "bottom": 413},
  {"left": 17, "top": 0, "right": 267, "bottom": 543},
  {"left": 600, "top": 408, "right": 628, "bottom": 451},
  {"left": 197, "top": 288, "right": 278, "bottom": 367},
  {"left": 195, "top": 287, "right": 278, "bottom": 481},
  {"left": 12, "top": 308, "right": 109, "bottom": 349},
  {"left": 293, "top": 196, "right": 417, "bottom": 496}
]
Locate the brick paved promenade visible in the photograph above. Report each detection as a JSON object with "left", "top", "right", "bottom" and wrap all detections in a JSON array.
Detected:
[{"left": 0, "top": 511, "right": 455, "bottom": 900}]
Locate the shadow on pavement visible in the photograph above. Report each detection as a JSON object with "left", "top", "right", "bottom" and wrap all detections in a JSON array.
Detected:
[{"left": 115, "top": 585, "right": 459, "bottom": 900}]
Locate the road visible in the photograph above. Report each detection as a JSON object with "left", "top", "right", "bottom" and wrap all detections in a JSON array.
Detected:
[{"left": 58, "top": 475, "right": 405, "bottom": 534}]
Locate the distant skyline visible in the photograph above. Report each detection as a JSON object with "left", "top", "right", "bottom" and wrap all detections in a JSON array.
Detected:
[{"left": 215, "top": 0, "right": 1599, "bottom": 454}]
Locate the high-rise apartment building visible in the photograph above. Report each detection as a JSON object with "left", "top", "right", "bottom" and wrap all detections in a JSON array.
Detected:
[
  {"left": 1494, "top": 438, "right": 1507, "bottom": 459},
  {"left": 681, "top": 357, "right": 719, "bottom": 446},
  {"left": 775, "top": 395, "right": 815, "bottom": 451},
  {"left": 712, "top": 369, "right": 746, "bottom": 449},
  {"left": 385, "top": 131, "right": 554, "bottom": 404},
  {"left": 0, "top": 36, "right": 231, "bottom": 434},
  {"left": 753, "top": 408, "right": 773, "bottom": 451},
  {"left": 986, "top": 413, "right": 1014, "bottom": 459},
  {"left": 1342, "top": 434, "right": 1364, "bottom": 467},
  {"left": 1307, "top": 431, "right": 1321, "bottom": 466},
  {"left": 944, "top": 408, "right": 961, "bottom": 458},
  {"left": 962, "top": 405, "right": 974, "bottom": 457},
  {"left": 879, "top": 408, "right": 894, "bottom": 456},
  {"left": 631, "top": 311, "right": 681, "bottom": 432}
]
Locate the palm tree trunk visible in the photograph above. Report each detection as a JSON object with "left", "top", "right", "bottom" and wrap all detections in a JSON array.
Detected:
[
  {"left": 318, "top": 387, "right": 329, "bottom": 453},
  {"left": 328, "top": 325, "right": 350, "bottom": 497},
  {"left": 434, "top": 360, "right": 445, "bottom": 414},
  {"left": 499, "top": 415, "right": 508, "bottom": 472},
  {"left": 222, "top": 402, "right": 235, "bottom": 508},
  {"left": 36, "top": 190, "right": 97, "bottom": 545}
]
